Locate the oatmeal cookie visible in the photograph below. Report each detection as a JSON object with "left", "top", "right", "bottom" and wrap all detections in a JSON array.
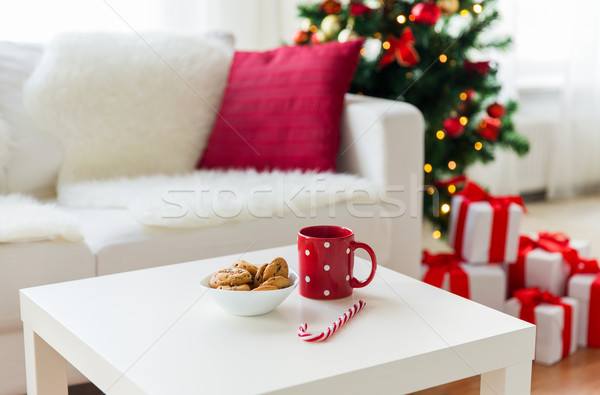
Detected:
[
  {"left": 209, "top": 268, "right": 253, "bottom": 288},
  {"left": 216, "top": 284, "right": 251, "bottom": 291},
  {"left": 232, "top": 260, "right": 258, "bottom": 276},
  {"left": 252, "top": 285, "right": 279, "bottom": 291},
  {"left": 263, "top": 257, "right": 288, "bottom": 281},
  {"left": 261, "top": 276, "right": 290, "bottom": 289},
  {"left": 254, "top": 263, "right": 268, "bottom": 287}
]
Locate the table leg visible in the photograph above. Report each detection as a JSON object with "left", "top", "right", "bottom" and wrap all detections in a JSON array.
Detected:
[
  {"left": 23, "top": 324, "right": 68, "bottom": 395},
  {"left": 480, "top": 361, "right": 532, "bottom": 395}
]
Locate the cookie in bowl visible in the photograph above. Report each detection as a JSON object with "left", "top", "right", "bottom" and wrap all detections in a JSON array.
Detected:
[{"left": 201, "top": 257, "right": 298, "bottom": 316}]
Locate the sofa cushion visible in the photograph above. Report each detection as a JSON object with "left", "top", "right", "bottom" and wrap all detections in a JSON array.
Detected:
[
  {"left": 0, "top": 241, "right": 95, "bottom": 331},
  {"left": 0, "top": 41, "right": 63, "bottom": 197},
  {"left": 23, "top": 32, "right": 234, "bottom": 184},
  {"left": 198, "top": 39, "right": 364, "bottom": 172},
  {"left": 63, "top": 205, "right": 392, "bottom": 276}
]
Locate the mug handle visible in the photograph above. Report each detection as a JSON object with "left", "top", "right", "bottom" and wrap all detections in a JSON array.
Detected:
[{"left": 349, "top": 241, "right": 377, "bottom": 288}]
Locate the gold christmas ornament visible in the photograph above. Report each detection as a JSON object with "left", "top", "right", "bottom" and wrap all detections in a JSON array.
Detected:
[
  {"left": 320, "top": 15, "right": 342, "bottom": 39},
  {"left": 338, "top": 25, "right": 359, "bottom": 42},
  {"left": 437, "top": 0, "right": 459, "bottom": 15}
]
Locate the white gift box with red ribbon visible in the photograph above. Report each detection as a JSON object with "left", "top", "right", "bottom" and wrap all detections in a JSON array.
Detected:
[
  {"left": 505, "top": 294, "right": 579, "bottom": 366},
  {"left": 420, "top": 258, "right": 506, "bottom": 311},
  {"left": 568, "top": 273, "right": 600, "bottom": 348},
  {"left": 448, "top": 182, "right": 524, "bottom": 265},
  {"left": 506, "top": 233, "right": 590, "bottom": 296}
]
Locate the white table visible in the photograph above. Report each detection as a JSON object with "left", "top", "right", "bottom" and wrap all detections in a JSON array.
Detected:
[{"left": 20, "top": 245, "right": 535, "bottom": 395}]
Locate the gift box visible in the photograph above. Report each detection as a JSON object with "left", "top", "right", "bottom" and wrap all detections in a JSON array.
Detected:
[
  {"left": 505, "top": 288, "right": 579, "bottom": 366},
  {"left": 421, "top": 251, "right": 506, "bottom": 311},
  {"left": 507, "top": 232, "right": 591, "bottom": 297},
  {"left": 568, "top": 273, "right": 600, "bottom": 347},
  {"left": 448, "top": 182, "right": 524, "bottom": 264}
]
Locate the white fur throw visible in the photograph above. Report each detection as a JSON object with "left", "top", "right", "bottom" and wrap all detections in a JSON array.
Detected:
[
  {"left": 58, "top": 170, "right": 377, "bottom": 228},
  {"left": 0, "top": 194, "right": 82, "bottom": 242},
  {"left": 23, "top": 32, "right": 234, "bottom": 184}
]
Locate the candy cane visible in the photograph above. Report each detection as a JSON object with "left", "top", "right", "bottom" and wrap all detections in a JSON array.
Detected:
[{"left": 298, "top": 300, "right": 366, "bottom": 342}]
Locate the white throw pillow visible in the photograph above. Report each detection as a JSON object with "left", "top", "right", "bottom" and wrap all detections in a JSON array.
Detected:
[
  {"left": 23, "top": 32, "right": 234, "bottom": 184},
  {"left": 0, "top": 41, "right": 63, "bottom": 197}
]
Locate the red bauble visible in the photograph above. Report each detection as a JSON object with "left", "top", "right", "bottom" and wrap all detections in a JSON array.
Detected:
[
  {"left": 350, "top": 2, "right": 371, "bottom": 16},
  {"left": 311, "top": 31, "right": 325, "bottom": 44},
  {"left": 411, "top": 2, "right": 441, "bottom": 26},
  {"left": 465, "top": 89, "right": 476, "bottom": 101},
  {"left": 320, "top": 0, "right": 342, "bottom": 14},
  {"left": 292, "top": 30, "right": 311, "bottom": 45},
  {"left": 464, "top": 60, "right": 491, "bottom": 75},
  {"left": 443, "top": 117, "right": 465, "bottom": 138},
  {"left": 478, "top": 115, "right": 502, "bottom": 141},
  {"left": 486, "top": 102, "right": 506, "bottom": 118}
]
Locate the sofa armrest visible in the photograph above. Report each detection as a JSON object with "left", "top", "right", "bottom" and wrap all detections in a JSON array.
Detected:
[{"left": 338, "top": 93, "right": 424, "bottom": 277}]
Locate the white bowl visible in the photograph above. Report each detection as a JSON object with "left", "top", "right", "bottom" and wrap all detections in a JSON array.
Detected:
[{"left": 200, "top": 269, "right": 298, "bottom": 316}]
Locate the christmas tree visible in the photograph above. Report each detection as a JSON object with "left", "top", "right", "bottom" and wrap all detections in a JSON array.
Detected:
[{"left": 294, "top": 0, "right": 529, "bottom": 238}]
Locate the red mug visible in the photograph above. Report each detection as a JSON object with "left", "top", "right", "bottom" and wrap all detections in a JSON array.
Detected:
[{"left": 297, "top": 225, "right": 377, "bottom": 299}]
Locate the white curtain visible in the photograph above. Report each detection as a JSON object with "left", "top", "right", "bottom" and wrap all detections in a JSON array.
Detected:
[
  {"left": 0, "top": 0, "right": 163, "bottom": 41},
  {"left": 546, "top": 0, "right": 600, "bottom": 198},
  {"left": 466, "top": 0, "right": 520, "bottom": 195},
  {"left": 0, "top": 0, "right": 303, "bottom": 50},
  {"left": 469, "top": 0, "right": 600, "bottom": 198}
]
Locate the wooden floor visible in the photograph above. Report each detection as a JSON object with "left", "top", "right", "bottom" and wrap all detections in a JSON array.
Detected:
[
  {"left": 412, "top": 348, "right": 600, "bottom": 394},
  {"left": 69, "top": 348, "right": 600, "bottom": 395}
]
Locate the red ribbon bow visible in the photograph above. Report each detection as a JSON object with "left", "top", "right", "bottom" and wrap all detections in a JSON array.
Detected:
[
  {"left": 590, "top": 275, "right": 600, "bottom": 347},
  {"left": 434, "top": 174, "right": 467, "bottom": 189},
  {"left": 453, "top": 182, "right": 525, "bottom": 262},
  {"left": 349, "top": 2, "right": 371, "bottom": 16},
  {"left": 514, "top": 288, "right": 573, "bottom": 358},
  {"left": 524, "top": 234, "right": 600, "bottom": 347},
  {"left": 456, "top": 182, "right": 525, "bottom": 209},
  {"left": 379, "top": 28, "right": 420, "bottom": 68},
  {"left": 508, "top": 232, "right": 600, "bottom": 296},
  {"left": 421, "top": 251, "right": 470, "bottom": 299}
]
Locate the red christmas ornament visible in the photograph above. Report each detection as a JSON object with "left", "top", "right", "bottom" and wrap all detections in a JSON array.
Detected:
[
  {"left": 311, "top": 31, "right": 325, "bottom": 44},
  {"left": 443, "top": 117, "right": 465, "bottom": 138},
  {"left": 320, "top": 0, "right": 342, "bottom": 14},
  {"left": 379, "top": 28, "right": 420, "bottom": 68},
  {"left": 292, "top": 30, "right": 311, "bottom": 45},
  {"left": 478, "top": 115, "right": 502, "bottom": 141},
  {"left": 465, "top": 89, "right": 476, "bottom": 101},
  {"left": 464, "top": 60, "right": 491, "bottom": 75},
  {"left": 457, "top": 89, "right": 476, "bottom": 113},
  {"left": 411, "top": 2, "right": 441, "bottom": 26},
  {"left": 487, "top": 102, "right": 506, "bottom": 118},
  {"left": 350, "top": 2, "right": 372, "bottom": 16}
]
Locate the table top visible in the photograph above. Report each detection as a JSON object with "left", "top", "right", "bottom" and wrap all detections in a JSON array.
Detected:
[{"left": 20, "top": 245, "right": 535, "bottom": 394}]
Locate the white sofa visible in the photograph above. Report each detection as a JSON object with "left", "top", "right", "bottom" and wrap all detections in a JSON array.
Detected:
[{"left": 0, "top": 42, "right": 424, "bottom": 394}]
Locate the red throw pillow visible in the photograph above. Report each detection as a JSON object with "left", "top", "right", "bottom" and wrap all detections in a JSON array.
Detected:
[{"left": 198, "top": 39, "right": 364, "bottom": 171}]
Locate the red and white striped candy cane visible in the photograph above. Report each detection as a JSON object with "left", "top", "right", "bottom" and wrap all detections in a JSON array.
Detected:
[{"left": 298, "top": 300, "right": 366, "bottom": 342}]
